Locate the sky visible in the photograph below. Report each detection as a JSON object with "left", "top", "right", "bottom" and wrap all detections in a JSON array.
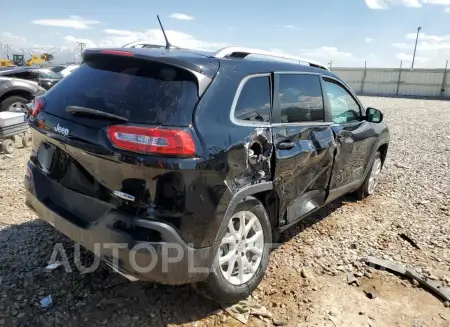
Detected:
[{"left": 1, "top": 0, "right": 450, "bottom": 68}]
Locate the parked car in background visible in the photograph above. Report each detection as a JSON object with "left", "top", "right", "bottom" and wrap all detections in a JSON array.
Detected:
[
  {"left": 59, "top": 65, "right": 79, "bottom": 78},
  {"left": 0, "top": 67, "right": 61, "bottom": 91},
  {"left": 30, "top": 68, "right": 62, "bottom": 90},
  {"left": 0, "top": 75, "right": 45, "bottom": 112},
  {"left": 50, "top": 65, "right": 68, "bottom": 74}
]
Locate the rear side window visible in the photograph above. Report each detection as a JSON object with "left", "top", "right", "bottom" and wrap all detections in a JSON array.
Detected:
[
  {"left": 234, "top": 76, "right": 271, "bottom": 123},
  {"left": 42, "top": 56, "right": 199, "bottom": 126},
  {"left": 278, "top": 74, "right": 324, "bottom": 123}
]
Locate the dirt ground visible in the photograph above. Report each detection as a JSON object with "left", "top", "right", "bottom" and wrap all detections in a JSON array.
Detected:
[{"left": 0, "top": 96, "right": 449, "bottom": 327}]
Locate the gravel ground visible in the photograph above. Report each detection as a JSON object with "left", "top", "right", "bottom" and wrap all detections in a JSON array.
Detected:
[{"left": 0, "top": 96, "right": 449, "bottom": 327}]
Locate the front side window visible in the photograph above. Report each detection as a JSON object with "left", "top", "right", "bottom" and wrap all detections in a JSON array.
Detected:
[
  {"left": 234, "top": 76, "right": 271, "bottom": 123},
  {"left": 278, "top": 74, "right": 324, "bottom": 123},
  {"left": 324, "top": 80, "right": 360, "bottom": 124}
]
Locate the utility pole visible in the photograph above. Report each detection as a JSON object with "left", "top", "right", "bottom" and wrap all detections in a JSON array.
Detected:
[
  {"left": 412, "top": 26, "right": 421, "bottom": 69},
  {"left": 77, "top": 42, "right": 86, "bottom": 63},
  {"left": 4, "top": 44, "right": 10, "bottom": 59}
]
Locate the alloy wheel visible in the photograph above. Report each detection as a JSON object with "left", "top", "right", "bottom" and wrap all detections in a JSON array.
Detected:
[
  {"left": 218, "top": 211, "right": 264, "bottom": 285},
  {"left": 8, "top": 102, "right": 28, "bottom": 113},
  {"left": 368, "top": 157, "right": 382, "bottom": 194}
]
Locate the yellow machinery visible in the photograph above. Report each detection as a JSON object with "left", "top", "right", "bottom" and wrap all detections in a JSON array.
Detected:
[
  {"left": 27, "top": 53, "right": 54, "bottom": 66},
  {"left": 0, "top": 59, "right": 14, "bottom": 67},
  {"left": 0, "top": 53, "right": 54, "bottom": 67},
  {"left": 12, "top": 54, "right": 25, "bottom": 66}
]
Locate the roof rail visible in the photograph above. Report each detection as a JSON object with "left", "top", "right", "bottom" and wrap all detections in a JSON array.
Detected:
[{"left": 213, "top": 47, "right": 330, "bottom": 71}]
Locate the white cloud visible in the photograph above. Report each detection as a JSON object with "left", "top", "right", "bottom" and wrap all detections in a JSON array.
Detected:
[
  {"left": 276, "top": 24, "right": 298, "bottom": 30},
  {"left": 169, "top": 13, "right": 194, "bottom": 20},
  {"left": 445, "top": 7, "right": 450, "bottom": 11},
  {"left": 100, "top": 28, "right": 225, "bottom": 50},
  {"left": 31, "top": 15, "right": 100, "bottom": 29},
  {"left": 422, "top": 0, "right": 450, "bottom": 4},
  {"left": 393, "top": 42, "right": 410, "bottom": 48},
  {"left": 268, "top": 48, "right": 295, "bottom": 56},
  {"left": 393, "top": 31, "right": 450, "bottom": 67},
  {"left": 366, "top": 0, "right": 450, "bottom": 8},
  {"left": 365, "top": 0, "right": 422, "bottom": 9},
  {"left": 365, "top": 38, "right": 374, "bottom": 43},
  {"left": 301, "top": 46, "right": 355, "bottom": 61},
  {"left": 406, "top": 32, "right": 450, "bottom": 42},
  {"left": 365, "top": 0, "right": 388, "bottom": 9},
  {"left": 102, "top": 29, "right": 136, "bottom": 37},
  {"left": 402, "top": 0, "right": 423, "bottom": 6},
  {"left": 0, "top": 27, "right": 227, "bottom": 64},
  {"left": 0, "top": 32, "right": 28, "bottom": 46},
  {"left": 64, "top": 35, "right": 97, "bottom": 48},
  {"left": 396, "top": 52, "right": 428, "bottom": 62}
]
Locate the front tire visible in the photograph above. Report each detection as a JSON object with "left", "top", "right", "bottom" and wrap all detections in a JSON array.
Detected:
[
  {"left": 195, "top": 197, "right": 272, "bottom": 303},
  {"left": 354, "top": 152, "right": 382, "bottom": 199},
  {"left": 0, "top": 95, "right": 29, "bottom": 112}
]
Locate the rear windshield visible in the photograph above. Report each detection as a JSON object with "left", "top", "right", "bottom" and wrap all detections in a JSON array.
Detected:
[{"left": 43, "top": 55, "right": 199, "bottom": 126}]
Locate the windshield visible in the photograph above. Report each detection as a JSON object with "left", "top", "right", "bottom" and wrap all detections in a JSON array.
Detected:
[{"left": 42, "top": 55, "right": 199, "bottom": 126}]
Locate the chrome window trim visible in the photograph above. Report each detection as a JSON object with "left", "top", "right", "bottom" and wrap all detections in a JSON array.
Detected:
[
  {"left": 271, "top": 122, "right": 333, "bottom": 127},
  {"left": 229, "top": 71, "right": 361, "bottom": 128},
  {"left": 229, "top": 73, "right": 272, "bottom": 128}
]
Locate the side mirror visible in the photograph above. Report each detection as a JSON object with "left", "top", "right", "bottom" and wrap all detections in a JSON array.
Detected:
[{"left": 366, "top": 107, "right": 383, "bottom": 123}]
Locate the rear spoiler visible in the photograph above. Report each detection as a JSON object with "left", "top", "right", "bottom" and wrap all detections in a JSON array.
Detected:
[{"left": 82, "top": 49, "right": 214, "bottom": 97}]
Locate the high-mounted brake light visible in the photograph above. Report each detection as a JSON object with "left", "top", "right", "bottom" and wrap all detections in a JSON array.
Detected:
[
  {"left": 99, "top": 50, "right": 134, "bottom": 57},
  {"left": 30, "top": 96, "right": 44, "bottom": 117},
  {"left": 108, "top": 125, "right": 196, "bottom": 156}
]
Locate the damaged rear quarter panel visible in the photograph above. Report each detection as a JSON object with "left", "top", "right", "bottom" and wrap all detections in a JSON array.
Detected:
[{"left": 192, "top": 65, "right": 274, "bottom": 247}]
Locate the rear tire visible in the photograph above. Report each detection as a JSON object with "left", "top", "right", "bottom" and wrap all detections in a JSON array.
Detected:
[
  {"left": 0, "top": 96, "right": 29, "bottom": 112},
  {"left": 195, "top": 197, "right": 272, "bottom": 303},
  {"left": 354, "top": 152, "right": 382, "bottom": 200},
  {"left": 2, "top": 139, "right": 15, "bottom": 154}
]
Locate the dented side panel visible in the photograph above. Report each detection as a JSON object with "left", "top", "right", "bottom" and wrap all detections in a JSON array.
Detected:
[
  {"left": 272, "top": 125, "right": 336, "bottom": 224},
  {"left": 192, "top": 66, "right": 276, "bottom": 247},
  {"left": 225, "top": 127, "right": 273, "bottom": 193}
]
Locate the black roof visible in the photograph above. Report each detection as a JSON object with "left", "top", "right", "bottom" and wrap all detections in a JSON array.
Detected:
[{"left": 83, "top": 47, "right": 342, "bottom": 82}]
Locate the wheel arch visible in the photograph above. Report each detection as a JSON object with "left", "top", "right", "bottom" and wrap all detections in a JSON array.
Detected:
[
  {"left": 213, "top": 182, "right": 276, "bottom": 245},
  {"left": 377, "top": 142, "right": 389, "bottom": 166},
  {"left": 0, "top": 89, "right": 34, "bottom": 104}
]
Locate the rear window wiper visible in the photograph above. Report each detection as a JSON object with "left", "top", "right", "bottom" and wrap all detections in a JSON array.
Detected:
[{"left": 66, "top": 106, "right": 128, "bottom": 122}]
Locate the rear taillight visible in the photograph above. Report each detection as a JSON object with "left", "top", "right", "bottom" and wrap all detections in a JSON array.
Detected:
[
  {"left": 30, "top": 96, "right": 44, "bottom": 117},
  {"left": 107, "top": 125, "right": 196, "bottom": 156}
]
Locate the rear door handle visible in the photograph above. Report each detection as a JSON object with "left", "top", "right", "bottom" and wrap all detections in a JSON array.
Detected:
[{"left": 277, "top": 141, "right": 296, "bottom": 150}]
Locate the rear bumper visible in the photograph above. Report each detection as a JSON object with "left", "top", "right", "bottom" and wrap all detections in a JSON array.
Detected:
[{"left": 24, "top": 170, "right": 215, "bottom": 285}]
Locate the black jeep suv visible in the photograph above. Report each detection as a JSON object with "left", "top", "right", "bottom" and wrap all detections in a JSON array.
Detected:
[{"left": 24, "top": 46, "right": 389, "bottom": 303}]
